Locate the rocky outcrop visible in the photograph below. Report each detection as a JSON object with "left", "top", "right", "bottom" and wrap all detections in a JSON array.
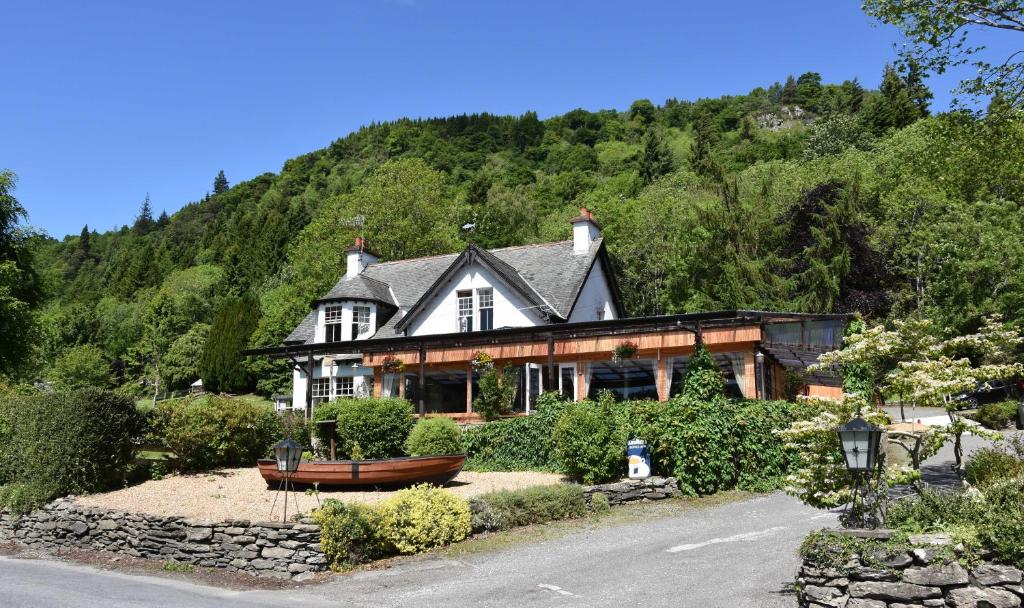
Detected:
[
  {"left": 581, "top": 476, "right": 681, "bottom": 506},
  {"left": 0, "top": 498, "right": 325, "bottom": 580}
]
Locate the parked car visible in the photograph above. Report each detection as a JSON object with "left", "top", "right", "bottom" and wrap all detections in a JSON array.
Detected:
[{"left": 948, "top": 379, "right": 1024, "bottom": 410}]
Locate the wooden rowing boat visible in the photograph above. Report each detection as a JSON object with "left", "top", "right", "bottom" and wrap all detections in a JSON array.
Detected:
[{"left": 257, "top": 454, "right": 466, "bottom": 488}]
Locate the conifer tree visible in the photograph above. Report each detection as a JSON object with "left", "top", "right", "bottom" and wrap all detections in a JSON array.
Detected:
[
  {"left": 902, "top": 58, "right": 933, "bottom": 117},
  {"left": 200, "top": 293, "right": 260, "bottom": 393},
  {"left": 213, "top": 170, "right": 229, "bottom": 195},
  {"left": 156, "top": 210, "right": 170, "bottom": 228},
  {"left": 132, "top": 194, "right": 155, "bottom": 236},
  {"left": 638, "top": 128, "right": 674, "bottom": 184},
  {"left": 846, "top": 78, "right": 865, "bottom": 113},
  {"left": 781, "top": 75, "right": 799, "bottom": 104}
]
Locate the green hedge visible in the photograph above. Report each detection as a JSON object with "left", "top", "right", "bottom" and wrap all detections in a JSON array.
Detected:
[
  {"left": 468, "top": 484, "right": 586, "bottom": 532},
  {"left": 463, "top": 392, "right": 567, "bottom": 471},
  {"left": 152, "top": 395, "right": 281, "bottom": 471},
  {"left": 552, "top": 393, "right": 625, "bottom": 484},
  {"left": 312, "top": 397, "right": 414, "bottom": 459},
  {"left": 0, "top": 389, "right": 146, "bottom": 514},
  {"left": 405, "top": 417, "right": 465, "bottom": 456}
]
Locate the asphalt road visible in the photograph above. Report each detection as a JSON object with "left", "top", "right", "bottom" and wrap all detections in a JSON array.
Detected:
[{"left": 1, "top": 492, "right": 834, "bottom": 608}]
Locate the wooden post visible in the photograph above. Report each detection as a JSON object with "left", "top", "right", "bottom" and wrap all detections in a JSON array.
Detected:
[
  {"left": 372, "top": 367, "right": 382, "bottom": 398},
  {"left": 418, "top": 347, "right": 426, "bottom": 417},
  {"left": 743, "top": 351, "right": 757, "bottom": 399},
  {"left": 576, "top": 363, "right": 585, "bottom": 402},
  {"left": 305, "top": 352, "right": 315, "bottom": 421},
  {"left": 656, "top": 354, "right": 669, "bottom": 402},
  {"left": 546, "top": 334, "right": 556, "bottom": 393},
  {"left": 466, "top": 364, "right": 474, "bottom": 415}
]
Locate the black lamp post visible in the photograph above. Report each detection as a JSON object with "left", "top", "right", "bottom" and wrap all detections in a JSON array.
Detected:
[
  {"left": 271, "top": 437, "right": 304, "bottom": 522},
  {"left": 836, "top": 413, "right": 884, "bottom": 528}
]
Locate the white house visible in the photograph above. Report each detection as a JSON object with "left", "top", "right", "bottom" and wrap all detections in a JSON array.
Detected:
[{"left": 253, "top": 207, "right": 848, "bottom": 420}]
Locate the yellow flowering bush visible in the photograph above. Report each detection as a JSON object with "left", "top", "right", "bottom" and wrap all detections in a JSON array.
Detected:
[{"left": 375, "top": 484, "right": 472, "bottom": 554}]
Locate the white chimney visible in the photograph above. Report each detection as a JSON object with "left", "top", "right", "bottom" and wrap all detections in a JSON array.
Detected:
[
  {"left": 570, "top": 207, "right": 601, "bottom": 254},
  {"left": 345, "top": 236, "right": 378, "bottom": 278}
]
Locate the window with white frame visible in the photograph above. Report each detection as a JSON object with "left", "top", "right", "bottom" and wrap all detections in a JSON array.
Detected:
[
  {"left": 351, "top": 304, "right": 370, "bottom": 340},
  {"left": 311, "top": 378, "right": 331, "bottom": 405},
  {"left": 336, "top": 376, "right": 354, "bottom": 398},
  {"left": 478, "top": 288, "right": 493, "bottom": 331},
  {"left": 457, "top": 290, "right": 473, "bottom": 332},
  {"left": 324, "top": 306, "right": 344, "bottom": 343}
]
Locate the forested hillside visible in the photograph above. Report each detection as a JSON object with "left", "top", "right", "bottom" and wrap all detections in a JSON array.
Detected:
[{"left": 5, "top": 65, "right": 1024, "bottom": 398}]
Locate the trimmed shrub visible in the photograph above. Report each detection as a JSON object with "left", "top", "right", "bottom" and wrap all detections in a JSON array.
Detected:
[
  {"left": 965, "top": 440, "right": 1024, "bottom": 488},
  {"left": 375, "top": 484, "right": 472, "bottom": 554},
  {"left": 468, "top": 484, "right": 585, "bottom": 532},
  {"left": 313, "top": 398, "right": 414, "bottom": 460},
  {"left": 0, "top": 389, "right": 145, "bottom": 512},
  {"left": 973, "top": 400, "right": 1019, "bottom": 430},
  {"left": 552, "top": 392, "right": 625, "bottom": 484},
  {"left": 464, "top": 392, "right": 567, "bottom": 471},
  {"left": 405, "top": 417, "right": 465, "bottom": 456},
  {"left": 154, "top": 395, "right": 281, "bottom": 471},
  {"left": 314, "top": 499, "right": 383, "bottom": 570}
]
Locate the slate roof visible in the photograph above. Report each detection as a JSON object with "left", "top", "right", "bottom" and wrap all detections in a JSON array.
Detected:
[
  {"left": 283, "top": 238, "right": 611, "bottom": 345},
  {"left": 318, "top": 274, "right": 396, "bottom": 306}
]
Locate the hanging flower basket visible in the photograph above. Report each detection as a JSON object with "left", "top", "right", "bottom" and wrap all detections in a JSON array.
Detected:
[
  {"left": 471, "top": 351, "right": 494, "bottom": 372},
  {"left": 381, "top": 355, "right": 405, "bottom": 374},
  {"left": 612, "top": 340, "right": 639, "bottom": 364}
]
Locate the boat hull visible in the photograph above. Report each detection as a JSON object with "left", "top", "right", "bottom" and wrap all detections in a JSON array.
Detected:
[{"left": 257, "top": 454, "right": 466, "bottom": 489}]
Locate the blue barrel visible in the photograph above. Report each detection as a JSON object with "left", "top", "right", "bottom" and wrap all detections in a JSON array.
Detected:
[{"left": 627, "top": 439, "right": 651, "bottom": 479}]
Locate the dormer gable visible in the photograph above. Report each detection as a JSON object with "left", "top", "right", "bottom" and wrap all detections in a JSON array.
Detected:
[{"left": 393, "top": 244, "right": 555, "bottom": 335}]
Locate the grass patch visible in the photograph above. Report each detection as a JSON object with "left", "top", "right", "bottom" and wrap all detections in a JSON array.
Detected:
[{"left": 162, "top": 560, "right": 195, "bottom": 573}]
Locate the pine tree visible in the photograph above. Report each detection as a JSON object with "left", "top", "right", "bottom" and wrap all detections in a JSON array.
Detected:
[
  {"left": 796, "top": 72, "right": 823, "bottom": 112},
  {"left": 846, "top": 78, "right": 865, "bottom": 113},
  {"left": 65, "top": 225, "right": 93, "bottom": 278},
  {"left": 638, "top": 128, "right": 674, "bottom": 184},
  {"left": 156, "top": 210, "right": 170, "bottom": 228},
  {"left": 781, "top": 75, "right": 798, "bottom": 105},
  {"left": 200, "top": 293, "right": 260, "bottom": 393},
  {"left": 213, "top": 170, "right": 229, "bottom": 195},
  {"left": 689, "top": 113, "right": 719, "bottom": 178},
  {"left": 902, "top": 59, "right": 933, "bottom": 117},
  {"left": 132, "top": 194, "right": 155, "bottom": 236}
]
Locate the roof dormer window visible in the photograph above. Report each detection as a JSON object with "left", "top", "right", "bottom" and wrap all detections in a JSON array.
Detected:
[
  {"left": 352, "top": 304, "right": 371, "bottom": 340},
  {"left": 478, "top": 288, "right": 493, "bottom": 331},
  {"left": 324, "top": 306, "right": 344, "bottom": 343},
  {"left": 457, "top": 290, "right": 473, "bottom": 332}
]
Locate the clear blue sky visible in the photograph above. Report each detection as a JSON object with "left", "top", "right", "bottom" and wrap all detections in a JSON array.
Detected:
[{"left": 0, "top": 1, "right": 1006, "bottom": 238}]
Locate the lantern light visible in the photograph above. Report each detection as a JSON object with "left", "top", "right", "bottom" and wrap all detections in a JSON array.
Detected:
[
  {"left": 273, "top": 437, "right": 303, "bottom": 473},
  {"left": 836, "top": 415, "right": 882, "bottom": 474}
]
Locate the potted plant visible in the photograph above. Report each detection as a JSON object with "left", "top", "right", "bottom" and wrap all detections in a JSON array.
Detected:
[{"left": 612, "top": 340, "right": 639, "bottom": 364}]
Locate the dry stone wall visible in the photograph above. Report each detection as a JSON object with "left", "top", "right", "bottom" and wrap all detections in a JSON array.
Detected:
[
  {"left": 582, "top": 476, "right": 681, "bottom": 505},
  {"left": 0, "top": 498, "right": 326, "bottom": 580},
  {"left": 797, "top": 533, "right": 1023, "bottom": 608}
]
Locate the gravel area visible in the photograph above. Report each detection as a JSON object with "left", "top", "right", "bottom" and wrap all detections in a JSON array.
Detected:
[{"left": 75, "top": 468, "right": 565, "bottom": 522}]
